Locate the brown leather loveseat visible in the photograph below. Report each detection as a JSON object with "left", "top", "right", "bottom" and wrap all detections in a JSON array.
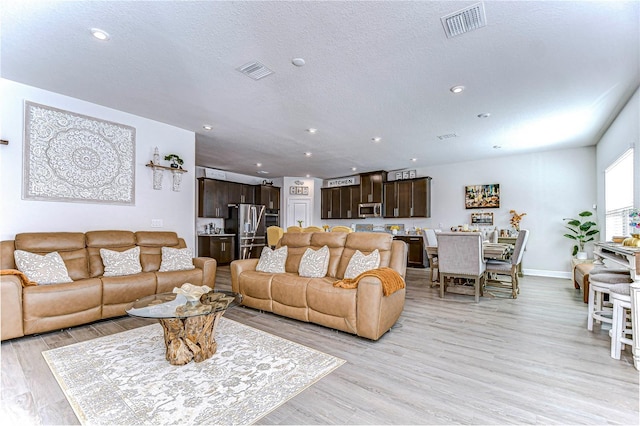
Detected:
[
  {"left": 231, "top": 232, "right": 407, "bottom": 340},
  {"left": 1, "top": 230, "right": 216, "bottom": 341}
]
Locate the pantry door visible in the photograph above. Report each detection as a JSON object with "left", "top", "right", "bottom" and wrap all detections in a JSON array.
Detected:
[{"left": 287, "top": 198, "right": 311, "bottom": 229}]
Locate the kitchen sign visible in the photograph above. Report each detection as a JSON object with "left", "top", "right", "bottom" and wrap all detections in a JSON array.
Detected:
[{"left": 325, "top": 175, "right": 359, "bottom": 188}]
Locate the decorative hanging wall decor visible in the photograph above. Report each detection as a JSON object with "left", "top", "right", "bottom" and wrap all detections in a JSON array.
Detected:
[{"left": 23, "top": 102, "right": 136, "bottom": 205}]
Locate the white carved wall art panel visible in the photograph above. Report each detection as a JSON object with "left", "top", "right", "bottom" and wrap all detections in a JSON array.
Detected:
[{"left": 23, "top": 101, "right": 136, "bottom": 205}]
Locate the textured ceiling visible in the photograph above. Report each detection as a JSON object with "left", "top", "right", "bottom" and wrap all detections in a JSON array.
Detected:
[{"left": 2, "top": 1, "right": 639, "bottom": 179}]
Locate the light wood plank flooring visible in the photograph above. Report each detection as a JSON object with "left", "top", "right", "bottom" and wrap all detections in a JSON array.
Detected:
[{"left": 2, "top": 267, "right": 638, "bottom": 424}]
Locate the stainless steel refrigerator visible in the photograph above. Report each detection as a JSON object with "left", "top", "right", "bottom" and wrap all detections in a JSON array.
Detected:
[{"left": 225, "top": 203, "right": 266, "bottom": 260}]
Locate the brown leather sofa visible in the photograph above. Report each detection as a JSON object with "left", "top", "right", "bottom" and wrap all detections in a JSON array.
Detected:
[
  {"left": 1, "top": 230, "right": 216, "bottom": 341},
  {"left": 231, "top": 232, "right": 407, "bottom": 340}
]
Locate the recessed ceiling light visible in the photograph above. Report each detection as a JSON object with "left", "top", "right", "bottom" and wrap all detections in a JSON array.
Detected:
[
  {"left": 306, "top": 128, "right": 317, "bottom": 134},
  {"left": 304, "top": 152, "right": 312, "bottom": 157},
  {"left": 255, "top": 163, "right": 262, "bottom": 167},
  {"left": 372, "top": 137, "right": 382, "bottom": 142},
  {"left": 257, "top": 170, "right": 269, "bottom": 174},
  {"left": 410, "top": 158, "right": 418, "bottom": 162},
  {"left": 202, "top": 125, "right": 213, "bottom": 131},
  {"left": 292, "top": 58, "right": 306, "bottom": 67},
  {"left": 493, "top": 145, "right": 501, "bottom": 149},
  {"left": 351, "top": 167, "right": 357, "bottom": 171},
  {"left": 90, "top": 28, "right": 110, "bottom": 41},
  {"left": 306, "top": 174, "right": 311, "bottom": 178},
  {"left": 450, "top": 85, "right": 465, "bottom": 94},
  {"left": 477, "top": 113, "right": 491, "bottom": 118}
]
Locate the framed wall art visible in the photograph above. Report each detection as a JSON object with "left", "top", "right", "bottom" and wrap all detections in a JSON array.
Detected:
[
  {"left": 465, "top": 184, "right": 500, "bottom": 209},
  {"left": 23, "top": 101, "right": 136, "bottom": 205},
  {"left": 471, "top": 212, "right": 494, "bottom": 226}
]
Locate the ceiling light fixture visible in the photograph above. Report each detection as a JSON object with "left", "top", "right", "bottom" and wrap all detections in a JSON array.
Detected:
[
  {"left": 257, "top": 170, "right": 269, "bottom": 174},
  {"left": 351, "top": 167, "right": 357, "bottom": 171},
  {"left": 306, "top": 128, "right": 317, "bottom": 134},
  {"left": 304, "top": 152, "right": 312, "bottom": 157},
  {"left": 255, "top": 163, "right": 262, "bottom": 167},
  {"left": 477, "top": 113, "right": 491, "bottom": 118},
  {"left": 292, "top": 58, "right": 306, "bottom": 67},
  {"left": 90, "top": 28, "right": 110, "bottom": 41},
  {"left": 493, "top": 145, "right": 501, "bottom": 149},
  {"left": 372, "top": 137, "right": 382, "bottom": 142},
  {"left": 202, "top": 125, "right": 213, "bottom": 131},
  {"left": 450, "top": 85, "right": 465, "bottom": 94},
  {"left": 410, "top": 158, "right": 418, "bottom": 162},
  {"left": 306, "top": 174, "right": 311, "bottom": 178}
]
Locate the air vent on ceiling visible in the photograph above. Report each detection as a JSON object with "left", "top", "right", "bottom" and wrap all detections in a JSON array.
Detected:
[
  {"left": 441, "top": 2, "right": 487, "bottom": 38},
  {"left": 236, "top": 61, "right": 274, "bottom": 80},
  {"left": 437, "top": 133, "right": 458, "bottom": 140}
]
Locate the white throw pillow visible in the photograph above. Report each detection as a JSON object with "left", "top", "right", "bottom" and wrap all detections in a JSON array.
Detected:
[
  {"left": 100, "top": 246, "right": 142, "bottom": 277},
  {"left": 14, "top": 250, "right": 72, "bottom": 285},
  {"left": 298, "top": 245, "right": 330, "bottom": 278},
  {"left": 159, "top": 247, "right": 195, "bottom": 272},
  {"left": 256, "top": 246, "right": 287, "bottom": 273},
  {"left": 344, "top": 249, "right": 380, "bottom": 279}
]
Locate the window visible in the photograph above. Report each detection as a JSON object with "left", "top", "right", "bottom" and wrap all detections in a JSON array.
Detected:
[{"left": 605, "top": 148, "right": 634, "bottom": 241}]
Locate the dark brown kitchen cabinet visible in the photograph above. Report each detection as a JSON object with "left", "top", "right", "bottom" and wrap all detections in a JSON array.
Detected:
[
  {"left": 394, "top": 235, "right": 426, "bottom": 268},
  {"left": 360, "top": 171, "right": 386, "bottom": 203},
  {"left": 383, "top": 177, "right": 431, "bottom": 218},
  {"left": 198, "top": 235, "right": 235, "bottom": 265},
  {"left": 339, "top": 185, "right": 360, "bottom": 219},
  {"left": 228, "top": 182, "right": 255, "bottom": 204},
  {"left": 256, "top": 185, "right": 280, "bottom": 210},
  {"left": 198, "top": 178, "right": 230, "bottom": 218},
  {"left": 321, "top": 187, "right": 342, "bottom": 219}
]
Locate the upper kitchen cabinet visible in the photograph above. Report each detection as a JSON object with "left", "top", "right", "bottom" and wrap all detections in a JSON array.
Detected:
[
  {"left": 383, "top": 177, "right": 431, "bottom": 218},
  {"left": 198, "top": 177, "right": 230, "bottom": 218},
  {"left": 321, "top": 187, "right": 342, "bottom": 219},
  {"left": 360, "top": 171, "right": 386, "bottom": 203},
  {"left": 339, "top": 185, "right": 360, "bottom": 219},
  {"left": 256, "top": 185, "right": 280, "bottom": 210},
  {"left": 228, "top": 181, "right": 255, "bottom": 204}
]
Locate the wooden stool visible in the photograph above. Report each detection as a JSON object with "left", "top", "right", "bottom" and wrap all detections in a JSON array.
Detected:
[
  {"left": 610, "top": 283, "right": 633, "bottom": 360},
  {"left": 588, "top": 273, "right": 632, "bottom": 331}
]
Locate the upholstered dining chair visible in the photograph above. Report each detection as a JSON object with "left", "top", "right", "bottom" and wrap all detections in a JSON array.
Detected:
[
  {"left": 437, "top": 232, "right": 486, "bottom": 303},
  {"left": 422, "top": 229, "right": 439, "bottom": 285},
  {"left": 484, "top": 229, "right": 529, "bottom": 298},
  {"left": 303, "top": 226, "right": 323, "bottom": 233},
  {"left": 331, "top": 225, "right": 353, "bottom": 233},
  {"left": 266, "top": 226, "right": 284, "bottom": 248},
  {"left": 286, "top": 226, "right": 303, "bottom": 233}
]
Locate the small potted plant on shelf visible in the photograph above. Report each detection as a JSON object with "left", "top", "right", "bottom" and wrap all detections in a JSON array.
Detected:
[
  {"left": 563, "top": 210, "right": 599, "bottom": 259},
  {"left": 164, "top": 154, "right": 184, "bottom": 169},
  {"left": 389, "top": 225, "right": 400, "bottom": 235}
]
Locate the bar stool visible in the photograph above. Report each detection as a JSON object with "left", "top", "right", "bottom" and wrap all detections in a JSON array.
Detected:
[
  {"left": 610, "top": 283, "right": 633, "bottom": 360},
  {"left": 587, "top": 272, "right": 632, "bottom": 331}
]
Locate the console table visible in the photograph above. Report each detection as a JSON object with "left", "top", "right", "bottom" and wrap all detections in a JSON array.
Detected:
[{"left": 593, "top": 242, "right": 640, "bottom": 370}]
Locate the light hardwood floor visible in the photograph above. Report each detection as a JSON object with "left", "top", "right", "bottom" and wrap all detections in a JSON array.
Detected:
[{"left": 2, "top": 267, "right": 638, "bottom": 425}]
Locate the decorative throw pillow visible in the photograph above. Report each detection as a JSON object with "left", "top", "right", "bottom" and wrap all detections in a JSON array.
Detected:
[
  {"left": 159, "top": 247, "right": 195, "bottom": 272},
  {"left": 100, "top": 246, "right": 142, "bottom": 277},
  {"left": 14, "top": 250, "right": 72, "bottom": 285},
  {"left": 256, "top": 246, "right": 287, "bottom": 273},
  {"left": 344, "top": 249, "right": 380, "bottom": 279},
  {"left": 298, "top": 245, "right": 330, "bottom": 278}
]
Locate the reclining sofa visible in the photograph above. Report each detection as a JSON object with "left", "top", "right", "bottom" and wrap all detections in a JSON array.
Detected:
[
  {"left": 1, "top": 230, "right": 216, "bottom": 341},
  {"left": 231, "top": 232, "right": 407, "bottom": 340}
]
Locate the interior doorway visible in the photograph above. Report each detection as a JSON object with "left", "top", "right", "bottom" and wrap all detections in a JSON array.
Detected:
[{"left": 287, "top": 198, "right": 311, "bottom": 228}]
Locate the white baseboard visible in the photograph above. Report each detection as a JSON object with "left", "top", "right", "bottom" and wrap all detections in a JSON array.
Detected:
[{"left": 522, "top": 268, "right": 571, "bottom": 279}]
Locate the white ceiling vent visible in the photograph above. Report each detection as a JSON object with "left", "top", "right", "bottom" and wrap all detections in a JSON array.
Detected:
[
  {"left": 236, "top": 61, "right": 274, "bottom": 80},
  {"left": 441, "top": 2, "right": 487, "bottom": 38},
  {"left": 437, "top": 133, "right": 458, "bottom": 140}
]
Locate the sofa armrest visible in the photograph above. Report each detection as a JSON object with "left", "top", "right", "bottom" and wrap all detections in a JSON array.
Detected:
[
  {"left": 355, "top": 276, "right": 406, "bottom": 340},
  {"left": 230, "top": 259, "right": 260, "bottom": 293},
  {"left": 1, "top": 276, "right": 24, "bottom": 340},
  {"left": 193, "top": 257, "right": 217, "bottom": 289}
]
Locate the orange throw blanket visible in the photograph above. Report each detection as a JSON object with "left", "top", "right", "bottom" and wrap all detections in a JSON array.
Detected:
[
  {"left": 333, "top": 267, "right": 405, "bottom": 296},
  {"left": 0, "top": 269, "right": 38, "bottom": 287}
]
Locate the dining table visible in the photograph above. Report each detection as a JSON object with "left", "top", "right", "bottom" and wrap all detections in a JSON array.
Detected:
[{"left": 426, "top": 241, "right": 513, "bottom": 261}]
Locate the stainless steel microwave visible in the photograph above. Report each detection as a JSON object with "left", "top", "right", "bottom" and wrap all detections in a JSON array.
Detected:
[{"left": 358, "top": 203, "right": 382, "bottom": 218}]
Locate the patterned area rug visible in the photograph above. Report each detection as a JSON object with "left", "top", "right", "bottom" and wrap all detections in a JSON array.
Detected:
[{"left": 42, "top": 318, "right": 345, "bottom": 425}]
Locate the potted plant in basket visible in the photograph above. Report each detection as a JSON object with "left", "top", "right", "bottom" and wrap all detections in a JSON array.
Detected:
[
  {"left": 164, "top": 154, "right": 184, "bottom": 169},
  {"left": 563, "top": 210, "right": 599, "bottom": 259}
]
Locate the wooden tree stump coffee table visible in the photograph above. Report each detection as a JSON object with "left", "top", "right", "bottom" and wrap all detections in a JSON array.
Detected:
[{"left": 127, "top": 290, "right": 242, "bottom": 366}]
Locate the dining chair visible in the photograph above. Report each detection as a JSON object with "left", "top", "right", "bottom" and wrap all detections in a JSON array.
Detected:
[
  {"left": 266, "top": 226, "right": 284, "bottom": 248},
  {"left": 484, "top": 229, "right": 529, "bottom": 298},
  {"left": 331, "top": 225, "right": 353, "bottom": 233},
  {"left": 422, "top": 229, "right": 439, "bottom": 285},
  {"left": 286, "top": 226, "right": 303, "bottom": 233},
  {"left": 437, "top": 232, "right": 486, "bottom": 302},
  {"left": 302, "top": 226, "right": 323, "bottom": 233}
]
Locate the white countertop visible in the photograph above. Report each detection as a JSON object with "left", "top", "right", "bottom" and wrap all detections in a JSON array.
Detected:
[{"left": 198, "top": 233, "right": 236, "bottom": 237}]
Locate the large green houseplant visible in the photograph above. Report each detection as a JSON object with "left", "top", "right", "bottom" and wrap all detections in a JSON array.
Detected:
[{"left": 563, "top": 210, "right": 599, "bottom": 258}]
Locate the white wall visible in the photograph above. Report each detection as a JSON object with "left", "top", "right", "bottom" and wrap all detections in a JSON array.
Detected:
[
  {"left": 0, "top": 79, "right": 197, "bottom": 247},
  {"left": 596, "top": 87, "right": 639, "bottom": 227}
]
